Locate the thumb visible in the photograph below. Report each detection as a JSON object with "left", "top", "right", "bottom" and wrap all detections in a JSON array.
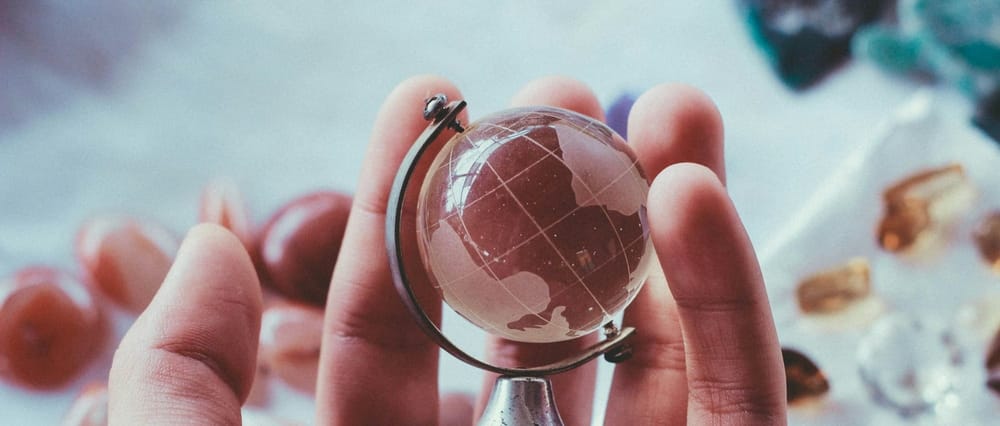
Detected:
[{"left": 108, "top": 224, "right": 262, "bottom": 425}]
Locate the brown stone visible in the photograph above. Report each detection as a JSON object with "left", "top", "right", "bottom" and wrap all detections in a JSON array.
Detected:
[
  {"left": 75, "top": 215, "right": 178, "bottom": 313},
  {"left": 783, "top": 347, "right": 830, "bottom": 404},
  {"left": 796, "top": 258, "right": 871, "bottom": 314},
  {"left": 988, "top": 328, "right": 1000, "bottom": 395},
  {"left": 973, "top": 211, "right": 1000, "bottom": 273},
  {"left": 0, "top": 267, "right": 106, "bottom": 389},
  {"left": 877, "top": 164, "right": 976, "bottom": 253},
  {"left": 257, "top": 191, "right": 351, "bottom": 306}
]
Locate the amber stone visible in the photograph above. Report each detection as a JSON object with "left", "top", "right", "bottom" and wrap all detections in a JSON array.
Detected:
[
  {"left": 877, "top": 164, "right": 975, "bottom": 253},
  {"left": 0, "top": 267, "right": 105, "bottom": 389},
  {"left": 973, "top": 211, "right": 1000, "bottom": 273},
  {"left": 415, "top": 107, "right": 653, "bottom": 343},
  {"left": 62, "top": 383, "right": 108, "bottom": 426},
  {"left": 258, "top": 302, "right": 323, "bottom": 393},
  {"left": 796, "top": 258, "right": 871, "bottom": 314},
  {"left": 988, "top": 327, "right": 1000, "bottom": 394},
  {"left": 258, "top": 191, "right": 351, "bottom": 305},
  {"left": 782, "top": 347, "right": 830, "bottom": 404},
  {"left": 76, "top": 215, "right": 178, "bottom": 313}
]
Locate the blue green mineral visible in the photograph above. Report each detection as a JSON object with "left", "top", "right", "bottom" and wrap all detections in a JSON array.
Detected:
[
  {"left": 854, "top": 0, "right": 1000, "bottom": 144},
  {"left": 740, "top": 0, "right": 891, "bottom": 89}
]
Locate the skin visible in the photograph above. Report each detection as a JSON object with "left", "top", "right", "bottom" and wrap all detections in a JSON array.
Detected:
[{"left": 107, "top": 75, "right": 786, "bottom": 425}]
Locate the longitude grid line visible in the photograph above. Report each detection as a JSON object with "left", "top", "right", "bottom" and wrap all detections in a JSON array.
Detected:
[
  {"left": 483, "top": 160, "right": 614, "bottom": 320},
  {"left": 534, "top": 110, "right": 637, "bottom": 173},
  {"left": 482, "top": 121, "right": 639, "bottom": 290},
  {"left": 543, "top": 233, "right": 648, "bottom": 303},
  {"left": 430, "top": 132, "right": 560, "bottom": 226},
  {"left": 435, "top": 151, "right": 647, "bottom": 292},
  {"left": 426, "top": 141, "right": 502, "bottom": 331},
  {"left": 450, "top": 161, "right": 572, "bottom": 332}
]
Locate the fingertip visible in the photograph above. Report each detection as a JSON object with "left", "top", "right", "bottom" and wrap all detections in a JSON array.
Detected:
[
  {"left": 109, "top": 222, "right": 264, "bottom": 424},
  {"left": 648, "top": 162, "right": 757, "bottom": 299},
  {"left": 629, "top": 84, "right": 725, "bottom": 183},
  {"left": 173, "top": 222, "right": 262, "bottom": 312},
  {"left": 646, "top": 163, "right": 785, "bottom": 423},
  {"left": 379, "top": 74, "right": 465, "bottom": 121},
  {"left": 648, "top": 162, "right": 725, "bottom": 225},
  {"left": 510, "top": 76, "right": 605, "bottom": 121}
]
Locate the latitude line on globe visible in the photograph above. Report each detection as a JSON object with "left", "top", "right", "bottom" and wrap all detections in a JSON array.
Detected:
[
  {"left": 482, "top": 160, "right": 614, "bottom": 321},
  {"left": 451, "top": 167, "right": 562, "bottom": 329},
  {"left": 433, "top": 149, "right": 649, "bottom": 296},
  {"left": 532, "top": 109, "right": 639, "bottom": 181},
  {"left": 481, "top": 121, "right": 637, "bottom": 286},
  {"left": 430, "top": 132, "right": 552, "bottom": 213},
  {"left": 428, "top": 134, "right": 513, "bottom": 332},
  {"left": 434, "top": 231, "right": 646, "bottom": 307}
]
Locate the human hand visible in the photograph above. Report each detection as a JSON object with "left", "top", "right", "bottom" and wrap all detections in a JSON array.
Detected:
[{"left": 106, "top": 76, "right": 786, "bottom": 425}]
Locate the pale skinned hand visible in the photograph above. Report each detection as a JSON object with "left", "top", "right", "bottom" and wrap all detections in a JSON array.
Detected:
[{"left": 107, "top": 76, "right": 787, "bottom": 425}]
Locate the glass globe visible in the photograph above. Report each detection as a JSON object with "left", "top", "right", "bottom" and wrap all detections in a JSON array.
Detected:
[{"left": 415, "top": 106, "right": 654, "bottom": 343}]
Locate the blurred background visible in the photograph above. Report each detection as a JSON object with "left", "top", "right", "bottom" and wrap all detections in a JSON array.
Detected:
[{"left": 1, "top": 1, "right": 997, "bottom": 425}]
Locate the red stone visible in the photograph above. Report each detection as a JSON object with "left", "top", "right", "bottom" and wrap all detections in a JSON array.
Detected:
[
  {"left": 0, "top": 267, "right": 106, "bottom": 389},
  {"left": 258, "top": 302, "right": 323, "bottom": 393},
  {"left": 257, "top": 191, "right": 351, "bottom": 305},
  {"left": 76, "top": 215, "right": 178, "bottom": 313}
]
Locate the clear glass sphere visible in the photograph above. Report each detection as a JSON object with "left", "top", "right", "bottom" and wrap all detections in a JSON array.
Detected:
[{"left": 416, "top": 106, "right": 653, "bottom": 343}]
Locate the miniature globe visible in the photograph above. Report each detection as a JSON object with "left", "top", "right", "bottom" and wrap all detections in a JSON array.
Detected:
[{"left": 415, "top": 106, "right": 654, "bottom": 343}]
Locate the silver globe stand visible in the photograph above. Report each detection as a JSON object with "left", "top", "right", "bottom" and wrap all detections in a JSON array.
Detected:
[{"left": 385, "top": 95, "right": 635, "bottom": 426}]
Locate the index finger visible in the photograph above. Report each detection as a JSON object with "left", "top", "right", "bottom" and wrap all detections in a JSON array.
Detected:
[{"left": 315, "top": 75, "right": 465, "bottom": 425}]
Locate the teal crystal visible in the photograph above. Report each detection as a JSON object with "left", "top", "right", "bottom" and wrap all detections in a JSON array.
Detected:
[
  {"left": 854, "top": 0, "right": 1000, "bottom": 98},
  {"left": 855, "top": 0, "right": 1000, "bottom": 144},
  {"left": 741, "top": 0, "right": 890, "bottom": 90}
]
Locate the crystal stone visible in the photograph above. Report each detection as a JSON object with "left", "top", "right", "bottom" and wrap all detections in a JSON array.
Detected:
[
  {"left": 258, "top": 191, "right": 352, "bottom": 306},
  {"left": 857, "top": 314, "right": 962, "bottom": 417},
  {"left": 974, "top": 88, "right": 1000, "bottom": 144},
  {"left": 855, "top": 0, "right": 1000, "bottom": 98},
  {"left": 877, "top": 164, "right": 976, "bottom": 253},
  {"left": 782, "top": 347, "right": 830, "bottom": 404},
  {"left": 854, "top": 0, "right": 1000, "bottom": 144},
  {"left": 0, "top": 267, "right": 105, "bottom": 389},
  {"left": 973, "top": 211, "right": 1000, "bottom": 272},
  {"left": 796, "top": 257, "right": 871, "bottom": 314},
  {"left": 740, "top": 0, "right": 891, "bottom": 89},
  {"left": 416, "top": 107, "right": 653, "bottom": 343},
  {"left": 605, "top": 92, "right": 636, "bottom": 140},
  {"left": 987, "top": 327, "right": 1000, "bottom": 394}
]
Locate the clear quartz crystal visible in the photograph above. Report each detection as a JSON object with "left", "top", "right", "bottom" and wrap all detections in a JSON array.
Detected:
[
  {"left": 877, "top": 164, "right": 976, "bottom": 253},
  {"left": 796, "top": 257, "right": 871, "bottom": 314},
  {"left": 857, "top": 314, "right": 962, "bottom": 417}
]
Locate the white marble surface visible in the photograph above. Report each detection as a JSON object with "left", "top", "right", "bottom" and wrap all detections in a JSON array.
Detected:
[{"left": 1, "top": 1, "right": 995, "bottom": 424}]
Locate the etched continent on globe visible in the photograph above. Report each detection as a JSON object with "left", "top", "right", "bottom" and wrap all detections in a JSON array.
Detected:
[{"left": 416, "top": 106, "right": 654, "bottom": 343}]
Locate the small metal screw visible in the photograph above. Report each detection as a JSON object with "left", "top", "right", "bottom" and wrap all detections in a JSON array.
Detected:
[
  {"left": 603, "top": 321, "right": 621, "bottom": 338},
  {"left": 423, "top": 94, "right": 448, "bottom": 121},
  {"left": 423, "top": 93, "right": 465, "bottom": 132}
]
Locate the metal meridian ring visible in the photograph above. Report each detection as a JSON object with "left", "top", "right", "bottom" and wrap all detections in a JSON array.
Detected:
[{"left": 385, "top": 98, "right": 635, "bottom": 377}]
